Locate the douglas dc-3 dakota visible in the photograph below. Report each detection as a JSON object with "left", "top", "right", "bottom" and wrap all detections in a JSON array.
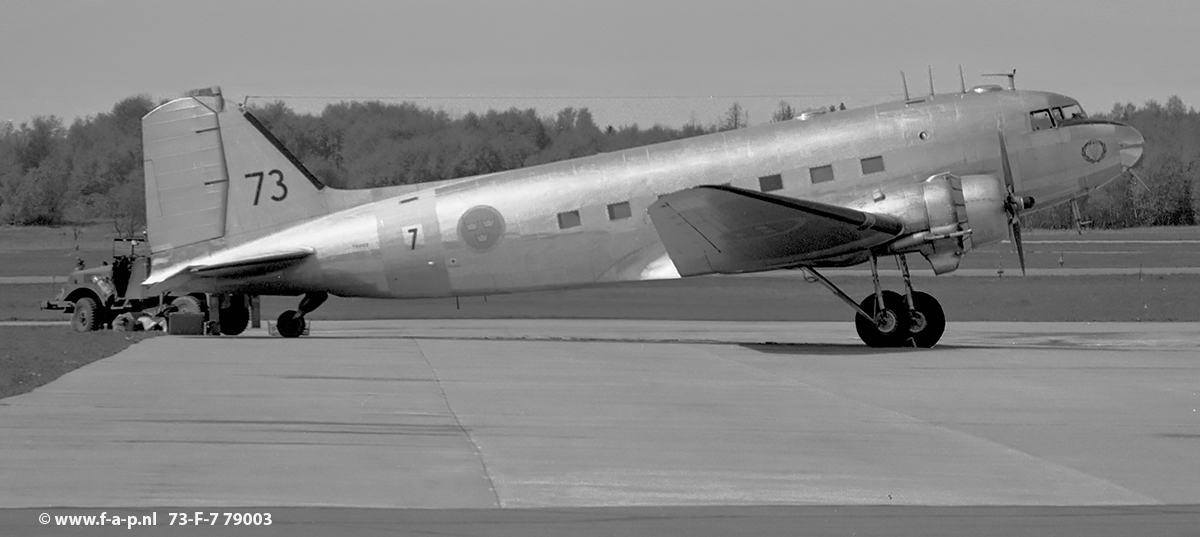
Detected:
[{"left": 118, "top": 76, "right": 1141, "bottom": 347}]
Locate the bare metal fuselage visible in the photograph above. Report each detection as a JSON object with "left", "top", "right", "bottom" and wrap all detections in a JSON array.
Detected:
[{"left": 164, "top": 88, "right": 1141, "bottom": 300}]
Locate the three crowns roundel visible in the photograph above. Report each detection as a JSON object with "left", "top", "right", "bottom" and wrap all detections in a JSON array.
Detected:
[{"left": 458, "top": 205, "right": 505, "bottom": 251}]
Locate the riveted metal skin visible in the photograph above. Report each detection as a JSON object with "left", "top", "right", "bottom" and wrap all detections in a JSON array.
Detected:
[{"left": 140, "top": 86, "right": 1143, "bottom": 301}]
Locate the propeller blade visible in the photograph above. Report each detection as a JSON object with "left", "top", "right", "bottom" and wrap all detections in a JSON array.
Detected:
[
  {"left": 998, "top": 130, "right": 1026, "bottom": 273},
  {"left": 1012, "top": 216, "right": 1026, "bottom": 275},
  {"left": 998, "top": 132, "right": 1014, "bottom": 190}
]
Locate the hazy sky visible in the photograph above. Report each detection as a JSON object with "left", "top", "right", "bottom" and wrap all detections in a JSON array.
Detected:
[{"left": 2, "top": 0, "right": 1195, "bottom": 128}]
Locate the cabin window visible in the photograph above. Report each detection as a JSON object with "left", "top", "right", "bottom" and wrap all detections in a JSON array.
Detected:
[
  {"left": 759, "top": 174, "right": 783, "bottom": 192},
  {"left": 1030, "top": 110, "right": 1054, "bottom": 131},
  {"left": 557, "top": 210, "right": 581, "bottom": 229},
  {"left": 809, "top": 165, "right": 834, "bottom": 184},
  {"left": 860, "top": 156, "right": 885, "bottom": 175},
  {"left": 607, "top": 201, "right": 632, "bottom": 220}
]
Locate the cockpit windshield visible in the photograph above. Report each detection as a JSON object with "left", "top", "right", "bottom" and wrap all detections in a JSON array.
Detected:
[
  {"left": 1059, "top": 104, "right": 1086, "bottom": 120},
  {"left": 1030, "top": 103, "right": 1087, "bottom": 130}
]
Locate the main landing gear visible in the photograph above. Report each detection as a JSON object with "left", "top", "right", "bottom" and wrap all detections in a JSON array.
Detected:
[
  {"left": 804, "top": 255, "right": 945, "bottom": 348},
  {"left": 276, "top": 291, "right": 327, "bottom": 338}
]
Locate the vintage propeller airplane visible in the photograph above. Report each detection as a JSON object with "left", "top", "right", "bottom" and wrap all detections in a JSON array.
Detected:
[{"left": 137, "top": 76, "right": 1142, "bottom": 347}]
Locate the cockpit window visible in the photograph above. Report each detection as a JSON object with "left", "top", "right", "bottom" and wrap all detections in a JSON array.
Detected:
[
  {"left": 1030, "top": 110, "right": 1054, "bottom": 131},
  {"left": 1050, "top": 107, "right": 1065, "bottom": 123},
  {"left": 1060, "top": 104, "right": 1085, "bottom": 120}
]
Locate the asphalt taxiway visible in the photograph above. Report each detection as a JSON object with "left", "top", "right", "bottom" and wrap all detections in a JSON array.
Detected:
[{"left": 3, "top": 320, "right": 1198, "bottom": 534}]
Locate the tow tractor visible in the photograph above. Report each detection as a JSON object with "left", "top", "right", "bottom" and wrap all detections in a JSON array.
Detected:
[{"left": 39, "top": 237, "right": 256, "bottom": 334}]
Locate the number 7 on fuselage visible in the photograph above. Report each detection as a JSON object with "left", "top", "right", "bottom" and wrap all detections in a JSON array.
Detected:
[{"left": 140, "top": 84, "right": 1143, "bottom": 346}]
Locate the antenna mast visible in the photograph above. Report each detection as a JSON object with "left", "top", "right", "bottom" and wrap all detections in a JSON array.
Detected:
[
  {"left": 927, "top": 65, "right": 935, "bottom": 96},
  {"left": 958, "top": 65, "right": 966, "bottom": 93},
  {"left": 901, "top": 71, "right": 910, "bottom": 100}
]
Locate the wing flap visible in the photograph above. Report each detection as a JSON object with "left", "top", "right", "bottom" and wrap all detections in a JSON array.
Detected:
[{"left": 648, "top": 185, "right": 904, "bottom": 276}]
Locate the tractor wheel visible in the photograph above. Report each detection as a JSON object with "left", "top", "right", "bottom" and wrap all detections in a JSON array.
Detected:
[
  {"left": 71, "top": 297, "right": 103, "bottom": 332},
  {"left": 171, "top": 295, "right": 204, "bottom": 314},
  {"left": 219, "top": 305, "right": 250, "bottom": 336}
]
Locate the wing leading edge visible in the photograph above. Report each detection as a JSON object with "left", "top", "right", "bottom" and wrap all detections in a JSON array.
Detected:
[{"left": 648, "top": 185, "right": 904, "bottom": 276}]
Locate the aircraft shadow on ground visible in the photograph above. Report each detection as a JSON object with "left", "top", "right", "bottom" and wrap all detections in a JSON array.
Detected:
[
  {"left": 187, "top": 335, "right": 975, "bottom": 355},
  {"left": 740, "top": 343, "right": 969, "bottom": 356}
]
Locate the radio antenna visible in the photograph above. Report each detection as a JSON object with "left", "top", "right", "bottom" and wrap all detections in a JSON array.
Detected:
[
  {"left": 928, "top": 65, "right": 935, "bottom": 96},
  {"left": 901, "top": 71, "right": 910, "bottom": 100},
  {"left": 958, "top": 65, "right": 966, "bottom": 93},
  {"left": 983, "top": 69, "right": 1017, "bottom": 90}
]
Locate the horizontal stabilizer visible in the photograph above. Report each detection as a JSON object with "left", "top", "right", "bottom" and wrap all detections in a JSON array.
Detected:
[
  {"left": 189, "top": 249, "right": 314, "bottom": 278},
  {"left": 648, "top": 185, "right": 904, "bottom": 276},
  {"left": 144, "top": 248, "right": 313, "bottom": 295}
]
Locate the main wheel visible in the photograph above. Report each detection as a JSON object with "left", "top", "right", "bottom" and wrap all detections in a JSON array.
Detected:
[
  {"left": 276, "top": 310, "right": 305, "bottom": 338},
  {"left": 907, "top": 291, "right": 945, "bottom": 348},
  {"left": 854, "top": 290, "right": 911, "bottom": 347},
  {"left": 219, "top": 305, "right": 250, "bottom": 336},
  {"left": 71, "top": 297, "right": 103, "bottom": 332}
]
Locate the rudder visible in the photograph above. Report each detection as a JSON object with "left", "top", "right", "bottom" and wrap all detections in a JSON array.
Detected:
[{"left": 142, "top": 87, "right": 331, "bottom": 255}]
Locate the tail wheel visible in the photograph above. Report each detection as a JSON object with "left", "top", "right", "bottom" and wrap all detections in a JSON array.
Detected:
[
  {"left": 908, "top": 291, "right": 946, "bottom": 348},
  {"left": 276, "top": 310, "right": 305, "bottom": 338},
  {"left": 854, "top": 290, "right": 911, "bottom": 347},
  {"left": 71, "top": 297, "right": 103, "bottom": 332}
]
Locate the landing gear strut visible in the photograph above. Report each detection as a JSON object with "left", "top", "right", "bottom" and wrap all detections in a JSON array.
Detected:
[
  {"left": 804, "top": 254, "right": 946, "bottom": 348},
  {"left": 276, "top": 292, "right": 327, "bottom": 338}
]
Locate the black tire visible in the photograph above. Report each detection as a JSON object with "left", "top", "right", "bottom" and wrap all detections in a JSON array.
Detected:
[
  {"left": 276, "top": 310, "right": 305, "bottom": 338},
  {"left": 71, "top": 296, "right": 103, "bottom": 332},
  {"left": 854, "top": 290, "right": 911, "bottom": 347},
  {"left": 171, "top": 295, "right": 204, "bottom": 314},
  {"left": 908, "top": 291, "right": 945, "bottom": 348},
  {"left": 219, "top": 305, "right": 250, "bottom": 336}
]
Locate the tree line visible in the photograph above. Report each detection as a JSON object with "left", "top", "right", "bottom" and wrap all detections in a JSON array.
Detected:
[
  {"left": 0, "top": 94, "right": 1194, "bottom": 235},
  {"left": 0, "top": 97, "right": 718, "bottom": 233}
]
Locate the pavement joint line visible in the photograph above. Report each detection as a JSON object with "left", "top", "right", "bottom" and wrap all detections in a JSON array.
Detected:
[{"left": 413, "top": 339, "right": 502, "bottom": 508}]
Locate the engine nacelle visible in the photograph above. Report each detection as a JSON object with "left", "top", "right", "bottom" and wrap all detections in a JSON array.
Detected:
[{"left": 851, "top": 174, "right": 1008, "bottom": 274}]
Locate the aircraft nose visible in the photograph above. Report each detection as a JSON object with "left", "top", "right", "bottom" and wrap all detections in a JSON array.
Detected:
[{"left": 1117, "top": 123, "right": 1144, "bottom": 170}]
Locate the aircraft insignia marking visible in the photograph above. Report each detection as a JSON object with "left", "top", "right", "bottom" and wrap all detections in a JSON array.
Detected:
[
  {"left": 458, "top": 206, "right": 506, "bottom": 251},
  {"left": 1082, "top": 139, "right": 1107, "bottom": 163}
]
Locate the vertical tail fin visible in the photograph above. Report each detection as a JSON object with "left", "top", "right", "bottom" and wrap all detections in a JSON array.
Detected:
[{"left": 142, "top": 87, "right": 331, "bottom": 255}]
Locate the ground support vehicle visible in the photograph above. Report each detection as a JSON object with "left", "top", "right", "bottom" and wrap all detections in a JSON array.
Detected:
[{"left": 40, "top": 239, "right": 262, "bottom": 335}]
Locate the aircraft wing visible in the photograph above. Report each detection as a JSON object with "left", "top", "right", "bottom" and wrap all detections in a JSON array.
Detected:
[
  {"left": 648, "top": 185, "right": 905, "bottom": 276},
  {"left": 144, "top": 249, "right": 314, "bottom": 294}
]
